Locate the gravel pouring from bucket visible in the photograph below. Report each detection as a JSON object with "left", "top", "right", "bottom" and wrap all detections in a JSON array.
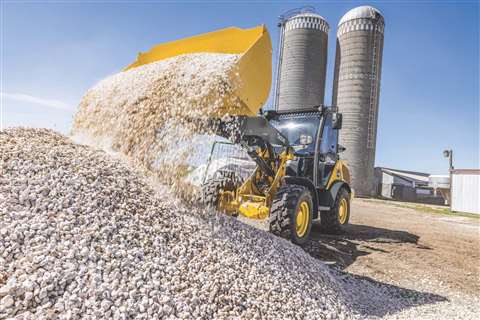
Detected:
[
  {"left": 71, "top": 25, "right": 272, "bottom": 196},
  {"left": 124, "top": 25, "right": 272, "bottom": 117}
]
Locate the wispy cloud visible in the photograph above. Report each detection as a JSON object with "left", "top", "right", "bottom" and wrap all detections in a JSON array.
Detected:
[{"left": 0, "top": 92, "right": 72, "bottom": 110}]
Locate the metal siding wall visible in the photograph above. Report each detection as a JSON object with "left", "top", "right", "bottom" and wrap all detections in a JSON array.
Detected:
[
  {"left": 451, "top": 174, "right": 480, "bottom": 214},
  {"left": 381, "top": 184, "right": 392, "bottom": 198},
  {"left": 332, "top": 14, "right": 384, "bottom": 197},
  {"left": 382, "top": 172, "right": 393, "bottom": 184},
  {"left": 277, "top": 14, "right": 329, "bottom": 111}
]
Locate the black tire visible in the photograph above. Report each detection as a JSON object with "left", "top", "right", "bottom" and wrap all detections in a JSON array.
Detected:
[
  {"left": 200, "top": 171, "right": 239, "bottom": 213},
  {"left": 320, "top": 188, "right": 350, "bottom": 234},
  {"left": 269, "top": 184, "right": 313, "bottom": 245}
]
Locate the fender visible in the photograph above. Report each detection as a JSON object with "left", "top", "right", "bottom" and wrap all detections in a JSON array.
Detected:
[
  {"left": 318, "top": 181, "right": 351, "bottom": 209},
  {"left": 282, "top": 176, "right": 319, "bottom": 219}
]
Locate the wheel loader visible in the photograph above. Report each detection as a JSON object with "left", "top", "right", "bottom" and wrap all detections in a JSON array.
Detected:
[
  {"left": 125, "top": 25, "right": 352, "bottom": 244},
  {"left": 202, "top": 108, "right": 351, "bottom": 245}
]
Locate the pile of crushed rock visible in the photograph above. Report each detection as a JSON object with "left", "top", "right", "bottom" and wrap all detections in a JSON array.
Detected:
[{"left": 0, "top": 128, "right": 354, "bottom": 319}]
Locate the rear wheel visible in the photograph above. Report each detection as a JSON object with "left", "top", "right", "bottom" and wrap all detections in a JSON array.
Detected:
[
  {"left": 320, "top": 187, "right": 350, "bottom": 234},
  {"left": 269, "top": 184, "right": 313, "bottom": 245}
]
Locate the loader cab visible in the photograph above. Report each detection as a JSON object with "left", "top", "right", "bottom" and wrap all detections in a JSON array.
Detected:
[{"left": 267, "top": 107, "right": 341, "bottom": 188}]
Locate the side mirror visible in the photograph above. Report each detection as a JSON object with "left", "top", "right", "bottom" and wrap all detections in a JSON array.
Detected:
[
  {"left": 263, "top": 110, "right": 278, "bottom": 121},
  {"left": 332, "top": 112, "right": 343, "bottom": 130}
]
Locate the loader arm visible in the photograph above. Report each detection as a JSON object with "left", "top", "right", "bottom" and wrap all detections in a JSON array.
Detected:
[{"left": 205, "top": 115, "right": 294, "bottom": 219}]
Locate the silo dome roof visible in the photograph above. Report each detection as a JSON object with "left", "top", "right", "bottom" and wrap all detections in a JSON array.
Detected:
[
  {"left": 338, "top": 6, "right": 383, "bottom": 26},
  {"left": 290, "top": 12, "right": 327, "bottom": 21}
]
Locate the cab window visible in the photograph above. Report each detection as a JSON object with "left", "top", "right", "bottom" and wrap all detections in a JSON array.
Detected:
[{"left": 271, "top": 114, "right": 319, "bottom": 155}]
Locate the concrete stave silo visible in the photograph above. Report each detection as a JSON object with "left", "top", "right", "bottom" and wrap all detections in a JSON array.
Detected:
[
  {"left": 275, "top": 11, "right": 329, "bottom": 112},
  {"left": 332, "top": 6, "right": 385, "bottom": 197}
]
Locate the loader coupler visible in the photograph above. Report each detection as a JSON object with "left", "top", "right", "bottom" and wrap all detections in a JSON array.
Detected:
[
  {"left": 124, "top": 25, "right": 272, "bottom": 116},
  {"left": 238, "top": 201, "right": 269, "bottom": 219}
]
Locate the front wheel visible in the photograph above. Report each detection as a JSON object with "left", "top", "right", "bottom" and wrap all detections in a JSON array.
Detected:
[
  {"left": 320, "top": 187, "right": 350, "bottom": 234},
  {"left": 200, "top": 171, "right": 240, "bottom": 214},
  {"left": 269, "top": 184, "right": 313, "bottom": 245}
]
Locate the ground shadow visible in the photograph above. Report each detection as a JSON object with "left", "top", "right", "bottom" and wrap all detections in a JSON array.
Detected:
[
  {"left": 304, "top": 222, "right": 430, "bottom": 269},
  {"left": 303, "top": 223, "right": 447, "bottom": 317}
]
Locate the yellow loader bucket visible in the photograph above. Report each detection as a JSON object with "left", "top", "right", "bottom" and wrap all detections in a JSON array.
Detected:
[{"left": 124, "top": 25, "right": 272, "bottom": 116}]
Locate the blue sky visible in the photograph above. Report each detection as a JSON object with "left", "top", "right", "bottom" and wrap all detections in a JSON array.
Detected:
[{"left": 1, "top": 0, "right": 479, "bottom": 174}]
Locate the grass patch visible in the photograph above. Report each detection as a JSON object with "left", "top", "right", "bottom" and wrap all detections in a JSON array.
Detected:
[{"left": 363, "top": 199, "right": 480, "bottom": 219}]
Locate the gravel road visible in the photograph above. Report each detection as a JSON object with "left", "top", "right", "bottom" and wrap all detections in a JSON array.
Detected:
[
  {"left": 309, "top": 199, "right": 479, "bottom": 296},
  {"left": 323, "top": 199, "right": 480, "bottom": 319},
  {"left": 244, "top": 198, "right": 480, "bottom": 319}
]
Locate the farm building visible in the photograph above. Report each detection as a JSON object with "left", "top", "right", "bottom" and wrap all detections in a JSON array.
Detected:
[
  {"left": 451, "top": 169, "right": 480, "bottom": 214},
  {"left": 374, "top": 167, "right": 445, "bottom": 205}
]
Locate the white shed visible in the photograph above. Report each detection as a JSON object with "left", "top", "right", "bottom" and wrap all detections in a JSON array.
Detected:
[{"left": 451, "top": 169, "right": 480, "bottom": 214}]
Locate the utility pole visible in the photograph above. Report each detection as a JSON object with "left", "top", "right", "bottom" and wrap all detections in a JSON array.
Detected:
[
  {"left": 443, "top": 149, "right": 454, "bottom": 210},
  {"left": 443, "top": 149, "right": 454, "bottom": 171}
]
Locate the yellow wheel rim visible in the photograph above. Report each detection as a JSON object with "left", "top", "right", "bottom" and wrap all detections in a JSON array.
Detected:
[
  {"left": 339, "top": 198, "right": 348, "bottom": 224},
  {"left": 296, "top": 201, "right": 310, "bottom": 237}
]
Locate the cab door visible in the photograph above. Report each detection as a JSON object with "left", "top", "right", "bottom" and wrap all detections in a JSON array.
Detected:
[{"left": 317, "top": 113, "right": 339, "bottom": 188}]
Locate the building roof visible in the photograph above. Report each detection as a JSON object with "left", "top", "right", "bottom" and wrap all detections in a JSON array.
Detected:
[
  {"left": 339, "top": 6, "right": 384, "bottom": 26},
  {"left": 376, "top": 167, "right": 430, "bottom": 184},
  {"left": 451, "top": 169, "right": 480, "bottom": 175},
  {"left": 291, "top": 12, "right": 327, "bottom": 20}
]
